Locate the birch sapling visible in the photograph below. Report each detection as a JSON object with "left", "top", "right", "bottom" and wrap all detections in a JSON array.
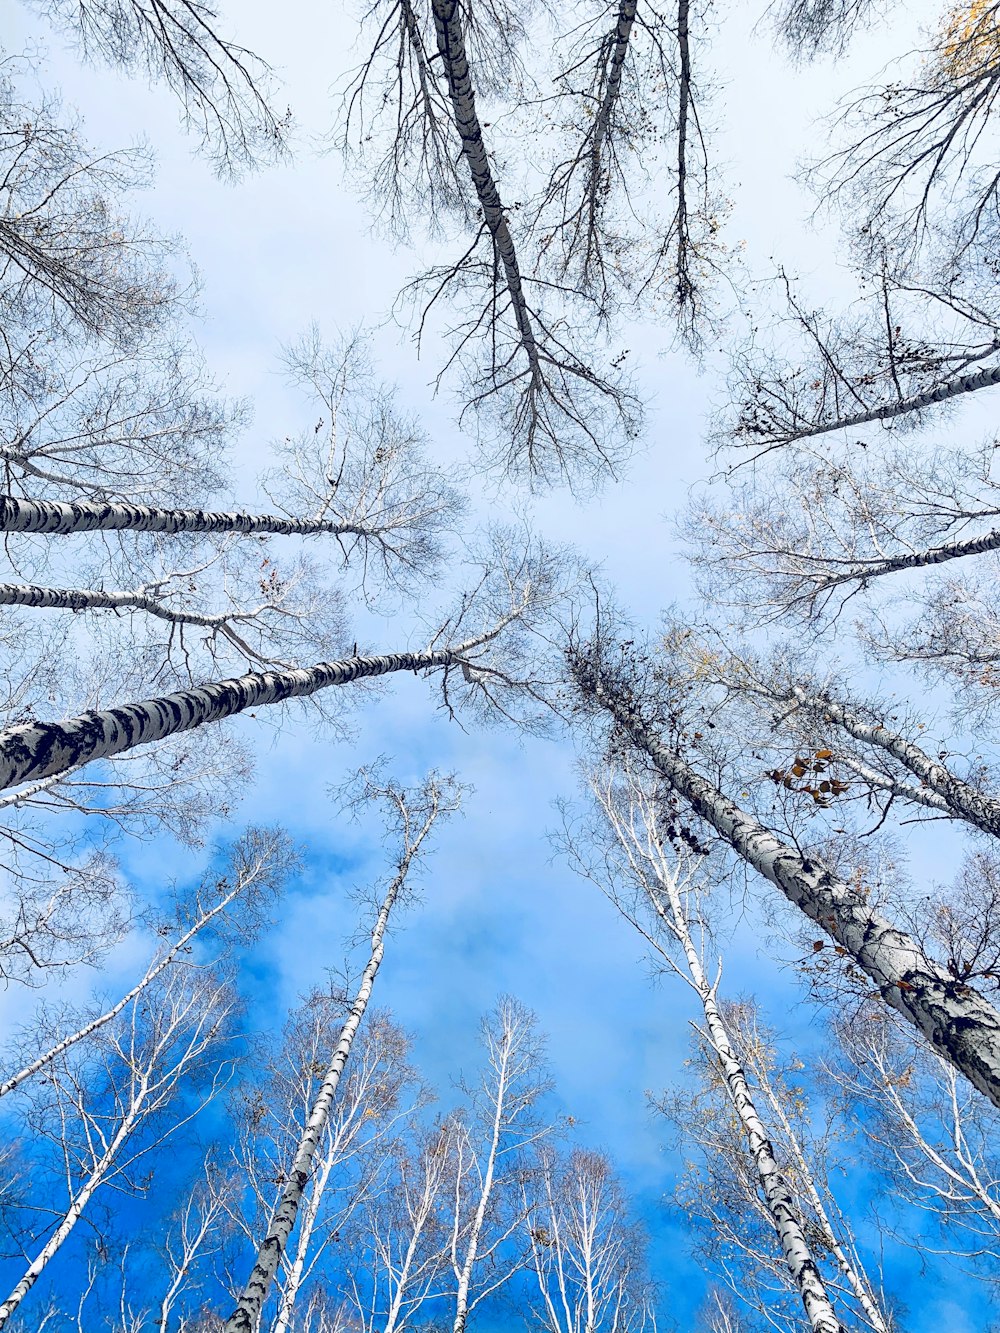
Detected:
[
  {"left": 568, "top": 633, "right": 1000, "bottom": 1109},
  {"left": 224, "top": 771, "right": 462, "bottom": 1333}
]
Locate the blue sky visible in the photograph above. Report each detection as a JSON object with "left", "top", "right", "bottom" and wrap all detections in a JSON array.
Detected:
[{"left": 1, "top": 0, "right": 997, "bottom": 1329}]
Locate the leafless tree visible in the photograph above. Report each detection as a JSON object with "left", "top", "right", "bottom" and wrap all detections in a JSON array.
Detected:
[
  {"left": 0, "top": 825, "right": 293, "bottom": 1099},
  {"left": 0, "top": 526, "right": 570, "bottom": 797},
  {"left": 0, "top": 963, "right": 234, "bottom": 1329},
  {"left": 529, "top": 0, "right": 728, "bottom": 349},
  {"left": 0, "top": 59, "right": 180, "bottom": 346},
  {"left": 685, "top": 437, "right": 1000, "bottom": 626},
  {"left": 23, "top": 0, "right": 291, "bottom": 176},
  {"left": 223, "top": 771, "right": 463, "bottom": 1333},
  {"left": 565, "top": 616, "right": 1000, "bottom": 1110},
  {"left": 342, "top": 0, "right": 640, "bottom": 489},
  {"left": 715, "top": 266, "right": 1000, "bottom": 464},
  {"left": 564, "top": 762, "right": 860, "bottom": 1333},
  {"left": 810, "top": 0, "right": 1000, "bottom": 263},
  {"left": 526, "top": 1145, "right": 661, "bottom": 1333},
  {"left": 342, "top": 1114, "right": 461, "bottom": 1332},
  {"left": 664, "top": 999, "right": 897, "bottom": 1332},
  {"left": 225, "top": 1005, "right": 425, "bottom": 1333},
  {"left": 765, "top": 0, "right": 887, "bottom": 62},
  {"left": 448, "top": 996, "right": 553, "bottom": 1332},
  {"left": 831, "top": 996, "right": 1000, "bottom": 1289}
]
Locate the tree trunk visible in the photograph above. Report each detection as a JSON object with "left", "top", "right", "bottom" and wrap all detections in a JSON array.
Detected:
[
  {"left": 574, "top": 657, "right": 1000, "bottom": 1109},
  {"left": 784, "top": 684, "right": 1000, "bottom": 841},
  {"left": 0, "top": 495, "right": 369, "bottom": 537},
  {"left": 656, "top": 873, "right": 844, "bottom": 1333},
  {"left": 430, "top": 0, "right": 541, "bottom": 371},
  {"left": 224, "top": 804, "right": 439, "bottom": 1333},
  {"left": 0, "top": 647, "right": 462, "bottom": 794}
]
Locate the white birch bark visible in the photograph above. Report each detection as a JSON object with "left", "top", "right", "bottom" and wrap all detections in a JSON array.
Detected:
[
  {"left": 0, "top": 495, "right": 376, "bottom": 537},
  {"left": 430, "top": 0, "right": 542, "bottom": 386},
  {"left": 0, "top": 969, "right": 230, "bottom": 1329},
  {"left": 754, "top": 1066, "right": 891, "bottom": 1333},
  {"left": 783, "top": 684, "right": 1000, "bottom": 840},
  {"left": 0, "top": 1086, "right": 146, "bottom": 1328},
  {"left": 575, "top": 656, "right": 1000, "bottom": 1108},
  {"left": 658, "top": 880, "right": 843, "bottom": 1333},
  {"left": 588, "top": 775, "right": 845, "bottom": 1333},
  {"left": 791, "top": 525, "right": 1000, "bottom": 597},
  {"left": 224, "top": 782, "right": 448, "bottom": 1333},
  {"left": 0, "top": 629, "right": 498, "bottom": 795},
  {"left": 451, "top": 1052, "right": 508, "bottom": 1333},
  {"left": 745, "top": 360, "right": 1000, "bottom": 447}
]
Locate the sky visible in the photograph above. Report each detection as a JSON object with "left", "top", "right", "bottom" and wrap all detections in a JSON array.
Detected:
[{"left": 0, "top": 1, "right": 994, "bottom": 1330}]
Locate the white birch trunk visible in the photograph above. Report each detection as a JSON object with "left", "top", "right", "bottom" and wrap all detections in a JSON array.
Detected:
[
  {"left": 0, "top": 1082, "right": 146, "bottom": 1328},
  {"left": 578, "top": 662, "right": 1000, "bottom": 1108},
  {"left": 808, "top": 526, "right": 1000, "bottom": 593},
  {"left": 0, "top": 496, "right": 371, "bottom": 537},
  {"left": 0, "top": 644, "right": 476, "bottom": 794},
  {"left": 224, "top": 802, "right": 441, "bottom": 1333},
  {"left": 764, "top": 360, "right": 1000, "bottom": 446},
  {"left": 759, "top": 1076, "right": 891, "bottom": 1333},
  {"left": 0, "top": 581, "right": 277, "bottom": 632},
  {"left": 786, "top": 685, "right": 1000, "bottom": 840},
  {"left": 654, "top": 873, "right": 843, "bottom": 1333},
  {"left": 451, "top": 1055, "right": 508, "bottom": 1333},
  {"left": 430, "top": 0, "right": 542, "bottom": 375},
  {"left": 0, "top": 875, "right": 245, "bottom": 1100}
]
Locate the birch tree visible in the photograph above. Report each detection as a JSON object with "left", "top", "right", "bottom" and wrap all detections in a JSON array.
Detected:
[
  {"left": 563, "top": 762, "right": 874, "bottom": 1333},
  {"left": 810, "top": 0, "right": 1000, "bottom": 264},
  {"left": 721, "top": 663, "right": 1000, "bottom": 842},
  {"left": 830, "top": 997, "right": 1000, "bottom": 1289},
  {"left": 342, "top": 1115, "right": 461, "bottom": 1332},
  {"left": 566, "top": 622, "right": 1000, "bottom": 1110},
  {"left": 767, "top": 0, "right": 887, "bottom": 61},
  {"left": 0, "top": 825, "right": 292, "bottom": 1099},
  {"left": 448, "top": 995, "right": 553, "bottom": 1333},
  {"left": 343, "top": 0, "right": 640, "bottom": 488},
  {"left": 223, "top": 770, "right": 462, "bottom": 1333},
  {"left": 228, "top": 1005, "right": 425, "bottom": 1333},
  {"left": 21, "top": 0, "right": 291, "bottom": 176},
  {"left": 685, "top": 437, "right": 1000, "bottom": 626},
  {"left": 0, "top": 59, "right": 180, "bottom": 345},
  {"left": 0, "top": 528, "right": 567, "bottom": 798},
  {"left": 664, "top": 1002, "right": 896, "bottom": 1333},
  {"left": 526, "top": 1146, "right": 661, "bottom": 1333},
  {"left": 0, "top": 964, "right": 234, "bottom": 1330},
  {"left": 531, "top": 0, "right": 728, "bottom": 348},
  {"left": 715, "top": 267, "right": 1000, "bottom": 463}
]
